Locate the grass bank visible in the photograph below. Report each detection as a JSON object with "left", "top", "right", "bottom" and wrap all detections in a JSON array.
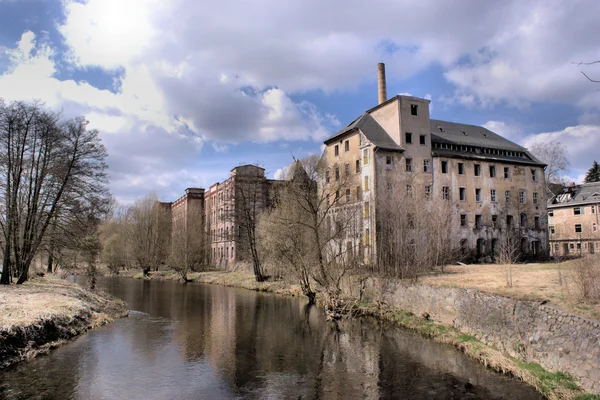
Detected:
[{"left": 0, "top": 276, "right": 128, "bottom": 369}]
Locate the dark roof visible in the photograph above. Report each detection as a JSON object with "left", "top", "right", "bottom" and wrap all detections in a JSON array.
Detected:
[
  {"left": 430, "top": 119, "right": 544, "bottom": 166},
  {"left": 324, "top": 113, "right": 403, "bottom": 152},
  {"left": 548, "top": 182, "right": 600, "bottom": 207}
]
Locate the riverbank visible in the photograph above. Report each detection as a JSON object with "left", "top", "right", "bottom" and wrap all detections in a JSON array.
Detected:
[
  {"left": 109, "top": 268, "right": 598, "bottom": 400},
  {"left": 0, "top": 276, "right": 128, "bottom": 370}
]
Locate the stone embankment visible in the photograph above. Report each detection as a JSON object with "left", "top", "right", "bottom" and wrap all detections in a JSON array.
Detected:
[
  {"left": 341, "top": 276, "right": 600, "bottom": 394},
  {"left": 0, "top": 276, "right": 128, "bottom": 369}
]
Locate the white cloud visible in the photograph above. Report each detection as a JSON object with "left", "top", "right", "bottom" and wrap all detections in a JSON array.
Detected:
[
  {"left": 483, "top": 121, "right": 523, "bottom": 142},
  {"left": 521, "top": 124, "right": 600, "bottom": 183}
]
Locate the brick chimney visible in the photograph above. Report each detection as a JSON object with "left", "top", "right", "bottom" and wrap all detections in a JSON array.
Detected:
[{"left": 377, "top": 63, "right": 387, "bottom": 104}]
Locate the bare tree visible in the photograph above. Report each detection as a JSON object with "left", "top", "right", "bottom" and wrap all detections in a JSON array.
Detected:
[
  {"left": 100, "top": 201, "right": 133, "bottom": 274},
  {"left": 259, "top": 156, "right": 357, "bottom": 304},
  {"left": 529, "top": 140, "right": 569, "bottom": 188},
  {"left": 0, "top": 100, "right": 109, "bottom": 284},
  {"left": 168, "top": 200, "right": 206, "bottom": 281},
  {"left": 377, "top": 173, "right": 458, "bottom": 280},
  {"left": 128, "top": 193, "right": 171, "bottom": 276}
]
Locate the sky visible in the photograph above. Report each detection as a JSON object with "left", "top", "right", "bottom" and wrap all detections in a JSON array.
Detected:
[{"left": 0, "top": 0, "right": 599, "bottom": 203}]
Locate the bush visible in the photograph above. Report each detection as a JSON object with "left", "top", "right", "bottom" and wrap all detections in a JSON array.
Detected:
[{"left": 571, "top": 256, "right": 600, "bottom": 301}]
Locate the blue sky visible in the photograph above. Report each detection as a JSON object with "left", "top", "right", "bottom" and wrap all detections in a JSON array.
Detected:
[{"left": 1, "top": 0, "right": 599, "bottom": 203}]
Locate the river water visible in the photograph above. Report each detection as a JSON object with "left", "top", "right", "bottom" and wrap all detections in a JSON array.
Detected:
[{"left": 0, "top": 277, "right": 543, "bottom": 400}]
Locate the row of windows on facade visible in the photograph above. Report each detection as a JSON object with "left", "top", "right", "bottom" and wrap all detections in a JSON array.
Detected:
[
  {"left": 209, "top": 186, "right": 233, "bottom": 207},
  {"left": 554, "top": 241, "right": 600, "bottom": 254},
  {"left": 213, "top": 246, "right": 235, "bottom": 260},
  {"left": 460, "top": 213, "right": 541, "bottom": 230},
  {"left": 404, "top": 159, "right": 538, "bottom": 182},
  {"left": 548, "top": 205, "right": 597, "bottom": 217},
  {"left": 432, "top": 141, "right": 528, "bottom": 159},
  {"left": 549, "top": 223, "right": 599, "bottom": 235},
  {"left": 326, "top": 160, "right": 361, "bottom": 183},
  {"left": 210, "top": 226, "right": 239, "bottom": 242}
]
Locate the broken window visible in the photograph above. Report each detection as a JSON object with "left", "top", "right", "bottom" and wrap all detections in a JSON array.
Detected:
[
  {"left": 520, "top": 213, "right": 527, "bottom": 229},
  {"left": 535, "top": 216, "right": 540, "bottom": 230},
  {"left": 420, "top": 135, "right": 427, "bottom": 145},
  {"left": 533, "top": 192, "right": 538, "bottom": 205},
  {"left": 475, "top": 188, "right": 481, "bottom": 202},
  {"left": 489, "top": 165, "right": 496, "bottom": 178},
  {"left": 549, "top": 225, "right": 556, "bottom": 234},
  {"left": 475, "top": 215, "right": 482, "bottom": 229},
  {"left": 575, "top": 224, "right": 582, "bottom": 233},
  {"left": 325, "top": 170, "right": 330, "bottom": 184},
  {"left": 507, "top": 215, "right": 514, "bottom": 230},
  {"left": 411, "top": 104, "right": 418, "bottom": 116},
  {"left": 423, "top": 159, "right": 431, "bottom": 173},
  {"left": 405, "top": 158, "right": 413, "bottom": 172},
  {"left": 459, "top": 187, "right": 466, "bottom": 201},
  {"left": 531, "top": 169, "right": 537, "bottom": 181},
  {"left": 406, "top": 185, "right": 413, "bottom": 197},
  {"left": 425, "top": 185, "right": 431, "bottom": 199},
  {"left": 460, "top": 214, "right": 467, "bottom": 227},
  {"left": 458, "top": 163, "right": 465, "bottom": 175},
  {"left": 492, "top": 215, "right": 498, "bottom": 229},
  {"left": 386, "top": 156, "right": 394, "bottom": 167},
  {"left": 548, "top": 210, "right": 554, "bottom": 217},
  {"left": 474, "top": 164, "right": 481, "bottom": 176},
  {"left": 441, "top": 160, "right": 448, "bottom": 173},
  {"left": 355, "top": 159, "right": 360, "bottom": 173},
  {"left": 335, "top": 167, "right": 340, "bottom": 181},
  {"left": 442, "top": 186, "right": 450, "bottom": 200},
  {"left": 574, "top": 207, "right": 582, "bottom": 215},
  {"left": 405, "top": 132, "right": 412, "bottom": 144},
  {"left": 504, "top": 167, "right": 510, "bottom": 179},
  {"left": 491, "top": 189, "right": 497, "bottom": 202},
  {"left": 345, "top": 188, "right": 350, "bottom": 202}
]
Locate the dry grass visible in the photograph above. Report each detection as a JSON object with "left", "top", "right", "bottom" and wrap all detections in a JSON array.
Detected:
[
  {"left": 0, "top": 275, "right": 128, "bottom": 369},
  {"left": 421, "top": 257, "right": 600, "bottom": 321}
]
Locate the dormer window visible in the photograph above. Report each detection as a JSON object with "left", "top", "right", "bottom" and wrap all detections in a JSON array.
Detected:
[{"left": 411, "top": 104, "right": 418, "bottom": 116}]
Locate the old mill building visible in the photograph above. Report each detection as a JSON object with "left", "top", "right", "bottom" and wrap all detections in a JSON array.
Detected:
[{"left": 321, "top": 63, "right": 548, "bottom": 264}]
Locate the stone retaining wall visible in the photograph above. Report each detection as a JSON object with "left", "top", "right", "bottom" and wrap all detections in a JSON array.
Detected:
[{"left": 341, "top": 276, "right": 600, "bottom": 393}]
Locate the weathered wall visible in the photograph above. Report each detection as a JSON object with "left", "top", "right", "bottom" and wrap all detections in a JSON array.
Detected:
[{"left": 341, "top": 276, "right": 600, "bottom": 393}]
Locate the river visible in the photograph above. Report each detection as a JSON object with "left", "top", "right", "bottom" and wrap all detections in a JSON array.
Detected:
[{"left": 0, "top": 277, "right": 543, "bottom": 399}]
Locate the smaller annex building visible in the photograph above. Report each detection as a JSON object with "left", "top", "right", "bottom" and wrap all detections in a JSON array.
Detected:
[{"left": 548, "top": 182, "right": 600, "bottom": 257}]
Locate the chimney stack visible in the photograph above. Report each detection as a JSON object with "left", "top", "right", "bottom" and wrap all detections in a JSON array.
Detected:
[{"left": 377, "top": 63, "right": 387, "bottom": 104}]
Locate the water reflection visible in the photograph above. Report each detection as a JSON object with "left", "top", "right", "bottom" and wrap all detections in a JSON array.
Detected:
[{"left": 0, "top": 278, "right": 543, "bottom": 400}]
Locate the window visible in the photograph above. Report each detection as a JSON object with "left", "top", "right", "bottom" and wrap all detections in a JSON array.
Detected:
[
  {"left": 520, "top": 213, "right": 527, "bottom": 228},
  {"left": 533, "top": 192, "right": 538, "bottom": 205},
  {"left": 519, "top": 190, "right": 525, "bottom": 204},
  {"left": 535, "top": 216, "right": 540, "bottom": 230},
  {"left": 459, "top": 187, "right": 466, "bottom": 201},
  {"left": 345, "top": 163, "right": 350, "bottom": 175},
  {"left": 425, "top": 185, "right": 431, "bottom": 199},
  {"left": 362, "top": 148, "right": 369, "bottom": 165},
  {"left": 345, "top": 140, "right": 349, "bottom": 152},
  {"left": 405, "top": 158, "right": 413, "bottom": 172},
  {"left": 549, "top": 225, "right": 556, "bottom": 234},
  {"left": 575, "top": 224, "right": 582, "bottom": 233},
  {"left": 592, "top": 206, "right": 596, "bottom": 214},
  {"left": 548, "top": 210, "right": 554, "bottom": 217},
  {"left": 489, "top": 165, "right": 496, "bottom": 178},
  {"left": 423, "top": 159, "right": 431, "bottom": 173},
  {"left": 492, "top": 215, "right": 498, "bottom": 229},
  {"left": 574, "top": 207, "right": 582, "bottom": 215},
  {"left": 570, "top": 243, "right": 575, "bottom": 250},
  {"left": 441, "top": 160, "right": 448, "bottom": 173},
  {"left": 405, "top": 132, "right": 413, "bottom": 144},
  {"left": 345, "top": 189, "right": 350, "bottom": 202},
  {"left": 504, "top": 167, "right": 510, "bottom": 179},
  {"left": 335, "top": 190, "right": 340, "bottom": 201},
  {"left": 335, "top": 167, "right": 340, "bottom": 181},
  {"left": 442, "top": 186, "right": 450, "bottom": 200},
  {"left": 475, "top": 215, "right": 482, "bottom": 229},
  {"left": 356, "top": 186, "right": 361, "bottom": 201},
  {"left": 364, "top": 202, "right": 370, "bottom": 218},
  {"left": 363, "top": 176, "right": 369, "bottom": 191},
  {"left": 505, "top": 190, "right": 511, "bottom": 203},
  {"left": 491, "top": 189, "right": 497, "bottom": 202},
  {"left": 531, "top": 169, "right": 537, "bottom": 182},
  {"left": 406, "top": 185, "right": 413, "bottom": 197},
  {"left": 386, "top": 156, "right": 394, "bottom": 167},
  {"left": 474, "top": 164, "right": 481, "bottom": 176},
  {"left": 594, "top": 223, "right": 597, "bottom": 232},
  {"left": 364, "top": 228, "right": 370, "bottom": 245},
  {"left": 475, "top": 188, "right": 481, "bottom": 202},
  {"left": 411, "top": 104, "right": 418, "bottom": 115},
  {"left": 325, "top": 170, "right": 330, "bottom": 184},
  {"left": 334, "top": 145, "right": 339, "bottom": 157},
  {"left": 458, "top": 163, "right": 465, "bottom": 175},
  {"left": 460, "top": 214, "right": 467, "bottom": 227},
  {"left": 507, "top": 215, "right": 514, "bottom": 230},
  {"left": 355, "top": 159, "right": 360, "bottom": 173},
  {"left": 420, "top": 135, "right": 427, "bottom": 145}
]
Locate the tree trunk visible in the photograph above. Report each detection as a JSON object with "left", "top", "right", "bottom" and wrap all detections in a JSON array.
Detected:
[
  {"left": 0, "top": 244, "right": 11, "bottom": 285},
  {"left": 47, "top": 251, "right": 54, "bottom": 273}
]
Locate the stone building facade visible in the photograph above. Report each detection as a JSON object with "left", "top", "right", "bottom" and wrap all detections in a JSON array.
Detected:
[
  {"left": 547, "top": 182, "right": 600, "bottom": 256},
  {"left": 321, "top": 63, "right": 548, "bottom": 264}
]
